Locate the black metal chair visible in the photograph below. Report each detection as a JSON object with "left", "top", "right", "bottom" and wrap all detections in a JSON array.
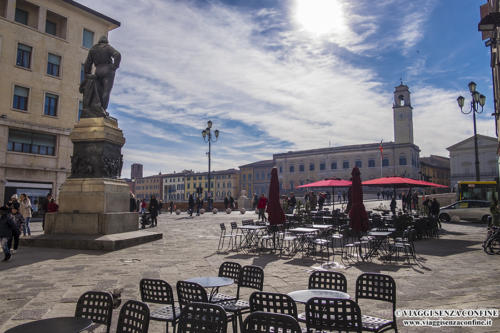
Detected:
[
  {"left": 218, "top": 223, "right": 239, "bottom": 251},
  {"left": 355, "top": 273, "right": 398, "bottom": 332},
  {"left": 212, "top": 262, "right": 242, "bottom": 303},
  {"left": 242, "top": 311, "right": 302, "bottom": 333},
  {"left": 177, "top": 281, "right": 237, "bottom": 333},
  {"left": 308, "top": 270, "right": 348, "bottom": 292},
  {"left": 176, "top": 281, "right": 209, "bottom": 308},
  {"left": 116, "top": 300, "right": 150, "bottom": 333},
  {"left": 177, "top": 302, "right": 228, "bottom": 333},
  {"left": 249, "top": 291, "right": 297, "bottom": 318},
  {"left": 74, "top": 291, "right": 113, "bottom": 333},
  {"left": 218, "top": 265, "right": 264, "bottom": 330},
  {"left": 140, "top": 278, "right": 180, "bottom": 333},
  {"left": 305, "top": 297, "right": 362, "bottom": 332}
]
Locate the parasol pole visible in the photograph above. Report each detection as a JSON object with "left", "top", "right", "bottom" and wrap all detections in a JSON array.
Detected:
[{"left": 332, "top": 186, "right": 335, "bottom": 210}]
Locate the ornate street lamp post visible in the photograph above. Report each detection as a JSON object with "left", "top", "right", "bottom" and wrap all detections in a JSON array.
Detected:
[
  {"left": 457, "top": 81, "right": 486, "bottom": 181},
  {"left": 202, "top": 120, "right": 219, "bottom": 210}
]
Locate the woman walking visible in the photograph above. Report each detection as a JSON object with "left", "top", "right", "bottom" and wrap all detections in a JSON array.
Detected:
[
  {"left": 149, "top": 195, "right": 159, "bottom": 227},
  {"left": 19, "top": 194, "right": 32, "bottom": 237}
]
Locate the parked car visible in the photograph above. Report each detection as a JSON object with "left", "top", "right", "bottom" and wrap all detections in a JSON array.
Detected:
[{"left": 439, "top": 200, "right": 491, "bottom": 223}]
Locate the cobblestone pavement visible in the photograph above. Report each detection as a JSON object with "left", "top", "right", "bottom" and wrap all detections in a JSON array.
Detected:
[{"left": 0, "top": 201, "right": 499, "bottom": 332}]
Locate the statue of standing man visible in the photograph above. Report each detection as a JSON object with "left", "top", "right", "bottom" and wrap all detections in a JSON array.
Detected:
[{"left": 79, "top": 36, "right": 121, "bottom": 118}]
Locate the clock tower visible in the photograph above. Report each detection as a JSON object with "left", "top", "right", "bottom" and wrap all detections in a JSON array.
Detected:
[{"left": 393, "top": 83, "right": 414, "bottom": 144}]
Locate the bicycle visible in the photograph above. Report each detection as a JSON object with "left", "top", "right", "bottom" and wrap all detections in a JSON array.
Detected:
[{"left": 483, "top": 226, "right": 500, "bottom": 255}]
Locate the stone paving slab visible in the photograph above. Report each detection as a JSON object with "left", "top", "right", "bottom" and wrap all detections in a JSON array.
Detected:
[{"left": 0, "top": 202, "right": 499, "bottom": 332}]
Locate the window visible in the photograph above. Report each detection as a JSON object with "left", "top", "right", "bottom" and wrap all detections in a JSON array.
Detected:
[
  {"left": 242, "top": 174, "right": 246, "bottom": 181},
  {"left": 45, "top": 20, "right": 56, "bottom": 35},
  {"left": 8, "top": 129, "right": 56, "bottom": 156},
  {"left": 399, "top": 95, "right": 405, "bottom": 106},
  {"left": 299, "top": 164, "right": 304, "bottom": 172},
  {"left": 320, "top": 162, "right": 325, "bottom": 170},
  {"left": 13, "top": 86, "right": 29, "bottom": 111},
  {"left": 355, "top": 160, "right": 362, "bottom": 168},
  {"left": 331, "top": 162, "right": 337, "bottom": 170},
  {"left": 279, "top": 166, "right": 282, "bottom": 173},
  {"left": 399, "top": 156, "right": 407, "bottom": 166},
  {"left": 368, "top": 159, "right": 375, "bottom": 167},
  {"left": 78, "top": 101, "right": 82, "bottom": 121},
  {"left": 15, "top": 8, "right": 28, "bottom": 24},
  {"left": 47, "top": 53, "right": 61, "bottom": 76},
  {"left": 343, "top": 161, "right": 349, "bottom": 169},
  {"left": 82, "top": 29, "right": 94, "bottom": 48},
  {"left": 309, "top": 163, "right": 315, "bottom": 171},
  {"left": 383, "top": 158, "right": 389, "bottom": 167},
  {"left": 44, "top": 93, "right": 58, "bottom": 116},
  {"left": 289, "top": 165, "right": 294, "bottom": 173},
  {"left": 16, "top": 43, "right": 32, "bottom": 68},
  {"left": 248, "top": 174, "right": 252, "bottom": 181}
]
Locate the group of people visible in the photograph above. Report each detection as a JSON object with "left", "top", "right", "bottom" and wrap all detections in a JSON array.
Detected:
[
  {"left": 376, "top": 190, "right": 395, "bottom": 200},
  {"left": 129, "top": 194, "right": 161, "bottom": 226},
  {"left": 304, "top": 191, "right": 328, "bottom": 211},
  {"left": 0, "top": 193, "right": 39, "bottom": 261}
]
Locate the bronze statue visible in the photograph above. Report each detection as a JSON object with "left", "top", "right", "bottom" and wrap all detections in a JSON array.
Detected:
[{"left": 80, "top": 36, "right": 121, "bottom": 118}]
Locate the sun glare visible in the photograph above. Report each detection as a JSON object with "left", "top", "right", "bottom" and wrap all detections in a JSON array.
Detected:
[{"left": 294, "top": 0, "right": 347, "bottom": 35}]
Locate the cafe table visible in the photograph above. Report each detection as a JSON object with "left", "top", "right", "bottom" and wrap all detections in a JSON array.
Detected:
[
  {"left": 5, "top": 317, "right": 93, "bottom": 333},
  {"left": 185, "top": 276, "right": 234, "bottom": 301},
  {"left": 237, "top": 225, "right": 267, "bottom": 248},
  {"left": 287, "top": 289, "right": 350, "bottom": 304}
]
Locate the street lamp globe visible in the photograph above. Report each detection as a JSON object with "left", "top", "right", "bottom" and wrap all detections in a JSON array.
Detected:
[
  {"left": 207, "top": 120, "right": 213, "bottom": 129},
  {"left": 479, "top": 94, "right": 486, "bottom": 107},
  {"left": 468, "top": 81, "right": 477, "bottom": 93},
  {"left": 473, "top": 91, "right": 480, "bottom": 103},
  {"left": 457, "top": 96, "right": 465, "bottom": 109},
  {"left": 202, "top": 130, "right": 206, "bottom": 138},
  {"left": 215, "top": 129, "right": 219, "bottom": 138}
]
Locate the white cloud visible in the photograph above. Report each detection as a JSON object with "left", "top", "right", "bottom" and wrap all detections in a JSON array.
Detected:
[{"left": 78, "top": 0, "right": 482, "bottom": 177}]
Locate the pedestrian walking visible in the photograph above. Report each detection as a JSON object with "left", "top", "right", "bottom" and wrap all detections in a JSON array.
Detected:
[
  {"left": 47, "top": 198, "right": 59, "bottom": 212},
  {"left": 431, "top": 198, "right": 441, "bottom": 228},
  {"left": 188, "top": 194, "right": 195, "bottom": 216},
  {"left": 196, "top": 196, "right": 201, "bottom": 216},
  {"left": 19, "top": 194, "right": 32, "bottom": 237},
  {"left": 318, "top": 193, "right": 326, "bottom": 211},
  {"left": 149, "top": 195, "right": 159, "bottom": 226},
  {"left": 342, "top": 191, "right": 346, "bottom": 203},
  {"left": 257, "top": 194, "right": 268, "bottom": 222},
  {"left": 140, "top": 199, "right": 147, "bottom": 214},
  {"left": 377, "top": 191, "right": 380, "bottom": 200},
  {"left": 390, "top": 197, "right": 397, "bottom": 216},
  {"left": 224, "top": 196, "right": 229, "bottom": 210},
  {"left": 8, "top": 203, "right": 23, "bottom": 254},
  {"left": 229, "top": 196, "right": 235, "bottom": 210},
  {"left": 287, "top": 193, "right": 297, "bottom": 213},
  {"left": 337, "top": 192, "right": 342, "bottom": 203},
  {"left": 310, "top": 192, "right": 317, "bottom": 210},
  {"left": 169, "top": 201, "right": 174, "bottom": 214},
  {"left": 0, "top": 205, "right": 16, "bottom": 261},
  {"left": 129, "top": 193, "right": 137, "bottom": 212},
  {"left": 252, "top": 194, "right": 258, "bottom": 210}
]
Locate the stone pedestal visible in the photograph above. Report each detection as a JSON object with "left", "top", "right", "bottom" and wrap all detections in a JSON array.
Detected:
[
  {"left": 237, "top": 196, "right": 252, "bottom": 210},
  {"left": 39, "top": 117, "right": 160, "bottom": 249}
]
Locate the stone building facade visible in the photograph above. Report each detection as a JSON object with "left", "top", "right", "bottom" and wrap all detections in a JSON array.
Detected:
[
  {"left": 0, "top": 0, "right": 119, "bottom": 204},
  {"left": 163, "top": 171, "right": 190, "bottom": 202},
  {"left": 134, "top": 174, "right": 163, "bottom": 201},
  {"left": 239, "top": 159, "right": 273, "bottom": 198},
  {"left": 447, "top": 134, "right": 498, "bottom": 189},
  {"left": 420, "top": 155, "right": 450, "bottom": 187},
  {"left": 184, "top": 169, "right": 240, "bottom": 201},
  {"left": 274, "top": 84, "right": 420, "bottom": 193}
]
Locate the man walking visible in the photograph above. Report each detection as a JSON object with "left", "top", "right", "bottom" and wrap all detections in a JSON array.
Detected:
[{"left": 257, "top": 194, "right": 268, "bottom": 222}]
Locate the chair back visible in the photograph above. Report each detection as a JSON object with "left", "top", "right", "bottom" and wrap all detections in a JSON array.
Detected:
[
  {"left": 242, "top": 219, "right": 254, "bottom": 225},
  {"left": 230, "top": 222, "right": 238, "bottom": 230},
  {"left": 308, "top": 271, "right": 347, "bottom": 292},
  {"left": 75, "top": 291, "right": 113, "bottom": 333},
  {"left": 220, "top": 223, "right": 226, "bottom": 231},
  {"left": 355, "top": 273, "right": 396, "bottom": 310},
  {"left": 218, "top": 261, "right": 241, "bottom": 284},
  {"left": 249, "top": 291, "right": 297, "bottom": 318},
  {"left": 238, "top": 265, "right": 264, "bottom": 297},
  {"left": 140, "top": 278, "right": 175, "bottom": 305},
  {"left": 177, "top": 281, "right": 209, "bottom": 308},
  {"left": 242, "top": 311, "right": 302, "bottom": 333},
  {"left": 116, "top": 300, "right": 150, "bottom": 333},
  {"left": 305, "top": 297, "right": 362, "bottom": 333},
  {"left": 178, "top": 302, "right": 228, "bottom": 333}
]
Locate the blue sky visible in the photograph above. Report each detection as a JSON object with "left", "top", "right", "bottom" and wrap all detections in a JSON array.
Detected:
[{"left": 80, "top": 0, "right": 496, "bottom": 177}]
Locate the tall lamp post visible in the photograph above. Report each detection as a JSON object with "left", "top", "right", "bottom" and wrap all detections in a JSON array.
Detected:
[
  {"left": 202, "top": 120, "right": 219, "bottom": 210},
  {"left": 457, "top": 81, "right": 486, "bottom": 181}
]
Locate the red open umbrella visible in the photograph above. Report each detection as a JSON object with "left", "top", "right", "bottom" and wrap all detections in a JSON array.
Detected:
[
  {"left": 297, "top": 179, "right": 351, "bottom": 207},
  {"left": 349, "top": 167, "right": 369, "bottom": 233},
  {"left": 266, "top": 167, "right": 285, "bottom": 226},
  {"left": 362, "top": 176, "right": 423, "bottom": 187}
]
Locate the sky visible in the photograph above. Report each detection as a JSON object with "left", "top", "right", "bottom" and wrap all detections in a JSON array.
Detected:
[{"left": 79, "top": 0, "right": 496, "bottom": 177}]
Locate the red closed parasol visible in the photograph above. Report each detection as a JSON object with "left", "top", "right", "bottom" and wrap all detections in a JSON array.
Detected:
[
  {"left": 266, "top": 167, "right": 285, "bottom": 226},
  {"left": 349, "top": 167, "right": 369, "bottom": 233}
]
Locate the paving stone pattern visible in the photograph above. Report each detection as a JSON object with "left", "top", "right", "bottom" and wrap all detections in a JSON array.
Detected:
[{"left": 0, "top": 201, "right": 499, "bottom": 332}]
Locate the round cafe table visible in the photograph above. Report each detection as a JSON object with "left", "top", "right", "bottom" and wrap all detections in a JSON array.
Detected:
[
  {"left": 287, "top": 289, "right": 350, "bottom": 304},
  {"left": 5, "top": 317, "right": 93, "bottom": 333},
  {"left": 185, "top": 276, "right": 234, "bottom": 301}
]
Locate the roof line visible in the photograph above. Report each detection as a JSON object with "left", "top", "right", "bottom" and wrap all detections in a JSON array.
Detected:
[{"left": 63, "top": 0, "right": 120, "bottom": 27}]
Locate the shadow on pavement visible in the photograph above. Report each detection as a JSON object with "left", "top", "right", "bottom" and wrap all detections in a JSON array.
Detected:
[{"left": 416, "top": 239, "right": 481, "bottom": 256}]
